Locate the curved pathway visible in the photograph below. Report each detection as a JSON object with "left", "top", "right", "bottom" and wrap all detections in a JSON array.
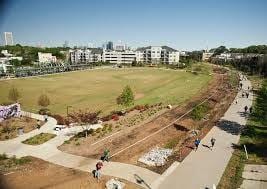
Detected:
[
  {"left": 0, "top": 112, "right": 159, "bottom": 188},
  {"left": 153, "top": 75, "right": 253, "bottom": 189}
]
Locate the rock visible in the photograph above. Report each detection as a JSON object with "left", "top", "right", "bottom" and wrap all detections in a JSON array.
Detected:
[
  {"left": 167, "top": 105, "right": 172, "bottom": 109},
  {"left": 138, "top": 147, "right": 173, "bottom": 166},
  {"left": 105, "top": 178, "right": 125, "bottom": 189}
]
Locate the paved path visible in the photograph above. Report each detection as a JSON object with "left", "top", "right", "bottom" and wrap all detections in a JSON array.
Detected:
[
  {"left": 240, "top": 164, "right": 267, "bottom": 189},
  {"left": 153, "top": 76, "right": 253, "bottom": 189},
  {"left": 0, "top": 112, "right": 159, "bottom": 188}
]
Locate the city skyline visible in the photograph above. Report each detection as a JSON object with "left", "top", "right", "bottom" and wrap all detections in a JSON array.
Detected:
[{"left": 0, "top": 0, "right": 267, "bottom": 50}]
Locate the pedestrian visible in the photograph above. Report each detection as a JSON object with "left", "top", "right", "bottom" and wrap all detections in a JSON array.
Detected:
[
  {"left": 194, "top": 138, "right": 201, "bottom": 151},
  {"left": 244, "top": 105, "right": 248, "bottom": 113},
  {"left": 242, "top": 93, "right": 244, "bottom": 98},
  {"left": 102, "top": 149, "right": 110, "bottom": 162},
  {"left": 246, "top": 92, "right": 249, "bottom": 98},
  {"left": 37, "top": 120, "right": 41, "bottom": 129},
  {"left": 249, "top": 107, "right": 253, "bottom": 113},
  {"left": 248, "top": 86, "right": 250, "bottom": 90},
  {"left": 94, "top": 161, "right": 103, "bottom": 181},
  {"left": 240, "top": 83, "right": 243, "bottom": 89},
  {"left": 235, "top": 99, "right": 238, "bottom": 104},
  {"left": 210, "top": 137, "right": 216, "bottom": 150},
  {"left": 44, "top": 114, "right": 48, "bottom": 122}
]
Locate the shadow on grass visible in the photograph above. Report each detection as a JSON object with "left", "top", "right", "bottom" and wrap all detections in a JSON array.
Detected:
[
  {"left": 216, "top": 119, "right": 245, "bottom": 135},
  {"left": 232, "top": 142, "right": 267, "bottom": 161}
]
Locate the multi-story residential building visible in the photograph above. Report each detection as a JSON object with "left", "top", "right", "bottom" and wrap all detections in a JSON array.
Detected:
[
  {"left": 136, "top": 46, "right": 180, "bottom": 64},
  {"left": 4, "top": 32, "right": 14, "bottom": 46},
  {"left": 103, "top": 50, "right": 136, "bottom": 64},
  {"left": 38, "top": 52, "right": 57, "bottom": 63},
  {"left": 202, "top": 52, "right": 214, "bottom": 61},
  {"left": 69, "top": 48, "right": 102, "bottom": 64},
  {"left": 69, "top": 45, "right": 179, "bottom": 65}
]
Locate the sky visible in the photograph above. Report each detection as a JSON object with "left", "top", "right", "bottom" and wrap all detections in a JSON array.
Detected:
[{"left": 0, "top": 0, "right": 266, "bottom": 50}]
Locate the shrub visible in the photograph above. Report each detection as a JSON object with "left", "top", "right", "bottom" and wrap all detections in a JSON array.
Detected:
[
  {"left": 112, "top": 114, "right": 119, "bottom": 121},
  {"left": 52, "top": 114, "right": 66, "bottom": 125},
  {"left": 116, "top": 85, "right": 134, "bottom": 106},
  {"left": 38, "top": 94, "right": 50, "bottom": 108},
  {"left": 8, "top": 87, "right": 21, "bottom": 102},
  {"left": 0, "top": 153, "right": 8, "bottom": 160},
  {"left": 191, "top": 103, "right": 209, "bottom": 120}
]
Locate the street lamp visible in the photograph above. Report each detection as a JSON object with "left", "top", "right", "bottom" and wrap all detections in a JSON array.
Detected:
[{"left": 66, "top": 105, "right": 73, "bottom": 116}]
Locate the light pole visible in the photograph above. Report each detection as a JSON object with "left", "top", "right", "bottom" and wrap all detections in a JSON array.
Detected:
[{"left": 66, "top": 105, "right": 73, "bottom": 116}]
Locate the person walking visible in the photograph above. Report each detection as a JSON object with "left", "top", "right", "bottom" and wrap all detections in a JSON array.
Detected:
[
  {"left": 194, "top": 138, "right": 201, "bottom": 151},
  {"left": 244, "top": 105, "right": 248, "bottom": 113},
  {"left": 102, "top": 149, "right": 110, "bottom": 162},
  {"left": 246, "top": 92, "right": 249, "bottom": 98},
  {"left": 210, "top": 137, "right": 216, "bottom": 150},
  {"left": 94, "top": 161, "right": 103, "bottom": 181},
  {"left": 37, "top": 120, "right": 41, "bottom": 129},
  {"left": 240, "top": 83, "right": 243, "bottom": 89},
  {"left": 249, "top": 106, "right": 253, "bottom": 114}
]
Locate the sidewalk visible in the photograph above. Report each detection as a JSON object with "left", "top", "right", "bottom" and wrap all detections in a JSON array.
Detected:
[
  {"left": 0, "top": 111, "right": 159, "bottom": 188},
  {"left": 154, "top": 78, "right": 253, "bottom": 189}
]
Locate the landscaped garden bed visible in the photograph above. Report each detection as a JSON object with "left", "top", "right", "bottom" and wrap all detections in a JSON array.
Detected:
[
  {"left": 22, "top": 133, "right": 56, "bottom": 145},
  {"left": 0, "top": 117, "right": 44, "bottom": 140}
]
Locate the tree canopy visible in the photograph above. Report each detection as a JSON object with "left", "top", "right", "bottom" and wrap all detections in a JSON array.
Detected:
[{"left": 116, "top": 85, "right": 134, "bottom": 106}]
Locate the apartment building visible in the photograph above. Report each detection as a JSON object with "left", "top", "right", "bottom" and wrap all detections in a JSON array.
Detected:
[
  {"left": 69, "top": 45, "right": 179, "bottom": 65},
  {"left": 136, "top": 46, "right": 180, "bottom": 64},
  {"left": 103, "top": 50, "right": 136, "bottom": 64},
  {"left": 69, "top": 48, "right": 102, "bottom": 64},
  {"left": 38, "top": 52, "right": 57, "bottom": 63}
]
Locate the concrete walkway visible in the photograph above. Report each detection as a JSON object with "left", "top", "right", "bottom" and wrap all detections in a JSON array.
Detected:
[
  {"left": 240, "top": 164, "right": 267, "bottom": 189},
  {"left": 0, "top": 112, "right": 159, "bottom": 188},
  {"left": 153, "top": 76, "right": 253, "bottom": 189}
]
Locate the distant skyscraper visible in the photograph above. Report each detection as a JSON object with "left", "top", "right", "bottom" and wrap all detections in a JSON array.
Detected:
[
  {"left": 63, "top": 40, "right": 69, "bottom": 48},
  {"left": 4, "top": 32, "right": 14, "bottom": 46},
  {"left": 106, "top": 41, "right": 114, "bottom": 50}
]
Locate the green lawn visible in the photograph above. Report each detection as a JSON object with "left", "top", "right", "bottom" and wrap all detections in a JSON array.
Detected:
[{"left": 0, "top": 67, "right": 212, "bottom": 115}]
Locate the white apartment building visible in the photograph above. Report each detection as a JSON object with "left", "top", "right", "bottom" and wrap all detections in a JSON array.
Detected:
[
  {"left": 202, "top": 52, "right": 214, "bottom": 61},
  {"left": 38, "top": 52, "right": 57, "bottom": 63},
  {"left": 69, "top": 49, "right": 102, "bottom": 64},
  {"left": 136, "top": 46, "right": 180, "bottom": 64},
  {"left": 103, "top": 50, "right": 136, "bottom": 64},
  {"left": 4, "top": 32, "right": 14, "bottom": 46}
]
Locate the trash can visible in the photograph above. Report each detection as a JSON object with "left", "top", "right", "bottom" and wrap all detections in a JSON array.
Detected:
[{"left": 18, "top": 128, "right": 24, "bottom": 135}]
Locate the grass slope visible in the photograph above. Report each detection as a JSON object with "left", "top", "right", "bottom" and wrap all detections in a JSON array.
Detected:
[{"left": 0, "top": 67, "right": 212, "bottom": 115}]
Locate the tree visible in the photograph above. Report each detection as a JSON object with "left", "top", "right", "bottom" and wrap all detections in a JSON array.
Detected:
[
  {"left": 8, "top": 87, "right": 21, "bottom": 102},
  {"left": 10, "top": 59, "right": 21, "bottom": 67},
  {"left": 212, "top": 46, "right": 228, "bottom": 56},
  {"left": 117, "top": 85, "right": 134, "bottom": 106},
  {"left": 38, "top": 94, "right": 50, "bottom": 108}
]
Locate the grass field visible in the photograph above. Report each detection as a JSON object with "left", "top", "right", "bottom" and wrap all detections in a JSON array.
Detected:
[{"left": 0, "top": 67, "right": 212, "bottom": 115}]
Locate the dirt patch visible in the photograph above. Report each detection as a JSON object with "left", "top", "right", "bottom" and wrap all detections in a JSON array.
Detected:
[
  {"left": 60, "top": 68, "right": 238, "bottom": 174},
  {"left": 0, "top": 117, "right": 44, "bottom": 140},
  {"left": 0, "top": 157, "right": 141, "bottom": 189},
  {"left": 135, "top": 93, "right": 144, "bottom": 100}
]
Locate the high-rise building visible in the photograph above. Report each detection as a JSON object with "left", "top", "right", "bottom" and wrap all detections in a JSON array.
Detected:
[
  {"left": 4, "top": 32, "right": 14, "bottom": 46},
  {"left": 106, "top": 41, "right": 114, "bottom": 51},
  {"left": 63, "top": 40, "right": 69, "bottom": 48}
]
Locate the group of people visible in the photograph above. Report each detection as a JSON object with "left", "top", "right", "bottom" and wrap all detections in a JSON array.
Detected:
[
  {"left": 94, "top": 149, "right": 110, "bottom": 181},
  {"left": 194, "top": 137, "right": 216, "bottom": 151},
  {"left": 238, "top": 75, "right": 253, "bottom": 114}
]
